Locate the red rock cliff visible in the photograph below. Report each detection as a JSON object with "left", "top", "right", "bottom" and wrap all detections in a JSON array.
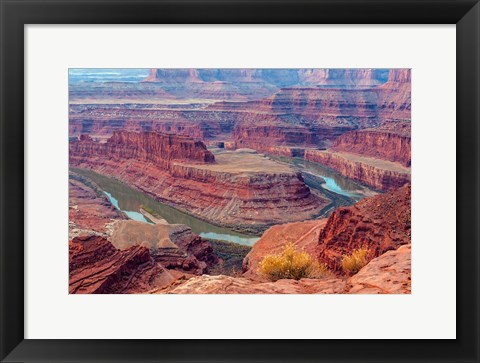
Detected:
[
  {"left": 70, "top": 131, "right": 215, "bottom": 169},
  {"left": 69, "top": 235, "right": 174, "bottom": 294},
  {"left": 317, "top": 184, "right": 411, "bottom": 273},
  {"left": 330, "top": 128, "right": 411, "bottom": 167},
  {"left": 304, "top": 150, "right": 410, "bottom": 191},
  {"left": 242, "top": 185, "right": 411, "bottom": 280},
  {"left": 70, "top": 134, "right": 327, "bottom": 231}
]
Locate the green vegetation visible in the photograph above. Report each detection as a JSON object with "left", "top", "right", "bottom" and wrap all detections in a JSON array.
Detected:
[
  {"left": 341, "top": 247, "right": 372, "bottom": 275},
  {"left": 259, "top": 243, "right": 328, "bottom": 281},
  {"left": 208, "top": 239, "right": 252, "bottom": 276}
]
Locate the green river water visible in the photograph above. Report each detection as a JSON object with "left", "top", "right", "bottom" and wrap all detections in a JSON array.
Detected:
[{"left": 71, "top": 158, "right": 374, "bottom": 246}]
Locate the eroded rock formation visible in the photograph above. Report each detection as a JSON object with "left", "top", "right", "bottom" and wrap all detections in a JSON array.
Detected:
[
  {"left": 71, "top": 131, "right": 215, "bottom": 169},
  {"left": 317, "top": 184, "right": 411, "bottom": 273},
  {"left": 304, "top": 150, "right": 410, "bottom": 191},
  {"left": 348, "top": 244, "right": 411, "bottom": 294},
  {"left": 70, "top": 133, "right": 327, "bottom": 231},
  {"left": 69, "top": 235, "right": 174, "bottom": 294},
  {"left": 109, "top": 220, "right": 218, "bottom": 274},
  {"left": 330, "top": 126, "right": 411, "bottom": 167},
  {"left": 242, "top": 184, "right": 410, "bottom": 278},
  {"left": 161, "top": 274, "right": 347, "bottom": 294},
  {"left": 160, "top": 244, "right": 411, "bottom": 294},
  {"left": 69, "top": 69, "right": 411, "bottom": 154},
  {"left": 68, "top": 173, "right": 221, "bottom": 293},
  {"left": 69, "top": 174, "right": 126, "bottom": 238}
]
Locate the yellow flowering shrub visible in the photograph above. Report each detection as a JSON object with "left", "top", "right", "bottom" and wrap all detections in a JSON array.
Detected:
[
  {"left": 341, "top": 247, "right": 372, "bottom": 275},
  {"left": 259, "top": 243, "right": 328, "bottom": 281}
]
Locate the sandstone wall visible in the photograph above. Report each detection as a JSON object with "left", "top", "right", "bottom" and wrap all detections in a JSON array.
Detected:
[
  {"left": 242, "top": 184, "right": 411, "bottom": 278},
  {"left": 70, "top": 132, "right": 327, "bottom": 231},
  {"left": 317, "top": 184, "right": 411, "bottom": 273},
  {"left": 304, "top": 150, "right": 410, "bottom": 191},
  {"left": 70, "top": 131, "right": 215, "bottom": 169},
  {"left": 69, "top": 235, "right": 174, "bottom": 294},
  {"left": 330, "top": 129, "right": 411, "bottom": 166}
]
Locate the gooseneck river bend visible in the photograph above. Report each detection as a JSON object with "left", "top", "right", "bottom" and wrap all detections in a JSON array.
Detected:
[{"left": 71, "top": 159, "right": 374, "bottom": 246}]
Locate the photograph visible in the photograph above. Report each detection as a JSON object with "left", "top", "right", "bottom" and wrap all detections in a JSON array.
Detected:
[{"left": 68, "top": 68, "right": 411, "bottom": 294}]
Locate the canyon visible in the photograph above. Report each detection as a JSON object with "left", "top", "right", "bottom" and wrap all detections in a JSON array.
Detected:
[
  {"left": 69, "top": 172, "right": 411, "bottom": 294},
  {"left": 69, "top": 69, "right": 411, "bottom": 192},
  {"left": 69, "top": 172, "right": 224, "bottom": 293},
  {"left": 69, "top": 69, "right": 410, "bottom": 147},
  {"left": 304, "top": 149, "right": 410, "bottom": 191},
  {"left": 242, "top": 184, "right": 411, "bottom": 277},
  {"left": 70, "top": 131, "right": 328, "bottom": 232},
  {"left": 68, "top": 68, "right": 412, "bottom": 294}
]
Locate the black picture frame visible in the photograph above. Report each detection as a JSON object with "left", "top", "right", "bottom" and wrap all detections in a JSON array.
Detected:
[{"left": 1, "top": 0, "right": 479, "bottom": 362}]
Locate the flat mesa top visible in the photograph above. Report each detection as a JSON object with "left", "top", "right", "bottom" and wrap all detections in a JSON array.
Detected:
[
  {"left": 178, "top": 150, "right": 294, "bottom": 174},
  {"left": 320, "top": 150, "right": 411, "bottom": 174}
]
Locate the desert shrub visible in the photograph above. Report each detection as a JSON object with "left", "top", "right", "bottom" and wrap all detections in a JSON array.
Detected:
[
  {"left": 259, "top": 243, "right": 328, "bottom": 281},
  {"left": 341, "top": 247, "right": 372, "bottom": 275}
]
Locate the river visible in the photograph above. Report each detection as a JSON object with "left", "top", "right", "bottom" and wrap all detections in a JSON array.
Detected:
[
  {"left": 71, "top": 158, "right": 373, "bottom": 246},
  {"left": 71, "top": 168, "right": 260, "bottom": 246},
  {"left": 270, "top": 156, "right": 375, "bottom": 201}
]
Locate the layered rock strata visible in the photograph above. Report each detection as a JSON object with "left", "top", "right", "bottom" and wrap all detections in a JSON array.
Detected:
[
  {"left": 70, "top": 132, "right": 327, "bottom": 231},
  {"left": 143, "top": 68, "right": 390, "bottom": 88},
  {"left": 69, "top": 69, "right": 411, "bottom": 153},
  {"left": 69, "top": 235, "right": 174, "bottom": 294},
  {"left": 68, "top": 173, "right": 220, "bottom": 293},
  {"left": 109, "top": 220, "right": 218, "bottom": 274},
  {"left": 304, "top": 150, "right": 410, "bottom": 191},
  {"left": 317, "top": 184, "right": 411, "bottom": 273},
  {"left": 69, "top": 175, "right": 126, "bottom": 238},
  {"left": 71, "top": 131, "right": 215, "bottom": 168},
  {"left": 330, "top": 125, "right": 411, "bottom": 167},
  {"left": 243, "top": 185, "right": 410, "bottom": 277}
]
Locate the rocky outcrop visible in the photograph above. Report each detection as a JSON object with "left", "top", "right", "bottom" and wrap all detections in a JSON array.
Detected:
[
  {"left": 109, "top": 220, "right": 218, "bottom": 274},
  {"left": 242, "top": 220, "right": 327, "bottom": 277},
  {"left": 161, "top": 274, "right": 348, "bottom": 294},
  {"left": 69, "top": 235, "right": 175, "bottom": 294},
  {"left": 233, "top": 124, "right": 316, "bottom": 149},
  {"left": 330, "top": 127, "right": 411, "bottom": 167},
  {"left": 160, "top": 244, "right": 411, "bottom": 294},
  {"left": 242, "top": 185, "right": 410, "bottom": 278},
  {"left": 317, "top": 184, "right": 411, "bottom": 273},
  {"left": 69, "top": 173, "right": 220, "bottom": 279},
  {"left": 304, "top": 150, "right": 410, "bottom": 191},
  {"left": 386, "top": 69, "right": 411, "bottom": 84},
  {"left": 70, "top": 68, "right": 410, "bottom": 149},
  {"left": 70, "top": 131, "right": 215, "bottom": 169},
  {"left": 298, "top": 68, "right": 389, "bottom": 87},
  {"left": 69, "top": 174, "right": 126, "bottom": 238},
  {"left": 348, "top": 244, "right": 411, "bottom": 294},
  {"left": 375, "top": 69, "right": 411, "bottom": 121}
]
